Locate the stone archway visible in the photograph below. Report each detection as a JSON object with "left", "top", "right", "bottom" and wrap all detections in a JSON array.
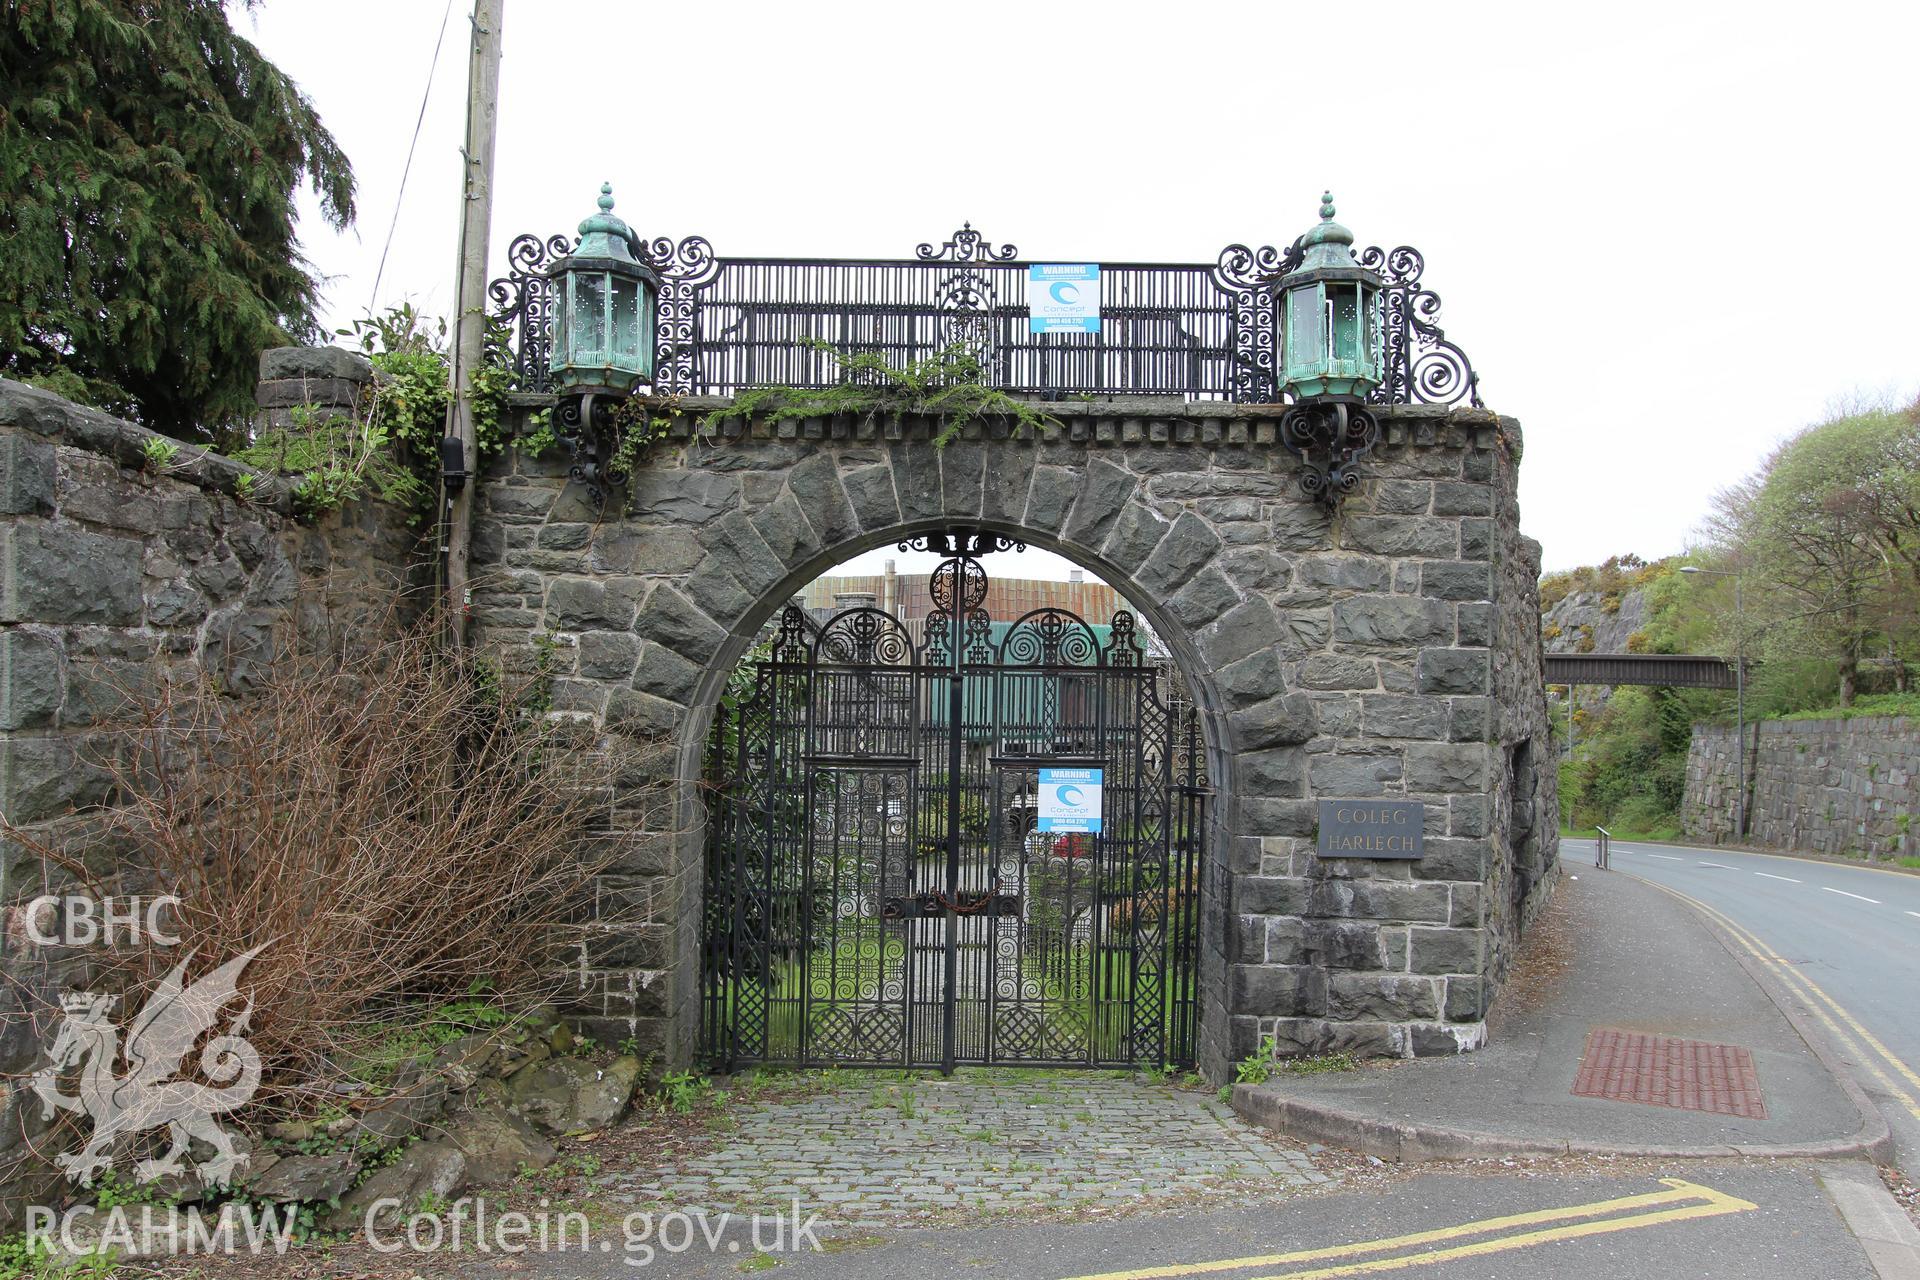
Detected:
[
  {"left": 675, "top": 518, "right": 1241, "bottom": 1074},
  {"left": 470, "top": 399, "right": 1556, "bottom": 1079}
]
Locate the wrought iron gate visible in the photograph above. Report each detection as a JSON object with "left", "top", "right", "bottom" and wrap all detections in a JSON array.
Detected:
[{"left": 701, "top": 532, "right": 1207, "bottom": 1071}]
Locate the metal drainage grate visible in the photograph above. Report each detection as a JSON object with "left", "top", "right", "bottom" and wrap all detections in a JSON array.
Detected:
[{"left": 1570, "top": 1028, "right": 1767, "bottom": 1118}]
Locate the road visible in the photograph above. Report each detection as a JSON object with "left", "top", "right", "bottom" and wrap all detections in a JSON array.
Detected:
[
  {"left": 506, "top": 1166, "right": 1892, "bottom": 1279},
  {"left": 1568, "top": 835, "right": 1920, "bottom": 1171}
]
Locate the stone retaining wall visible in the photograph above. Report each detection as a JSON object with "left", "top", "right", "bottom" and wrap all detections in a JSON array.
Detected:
[
  {"left": 0, "top": 374, "right": 416, "bottom": 1220},
  {"left": 1682, "top": 716, "right": 1920, "bottom": 858}
]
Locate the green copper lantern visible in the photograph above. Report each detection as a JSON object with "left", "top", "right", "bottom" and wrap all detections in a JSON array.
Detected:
[
  {"left": 547, "top": 183, "right": 659, "bottom": 393},
  {"left": 1278, "top": 192, "right": 1382, "bottom": 401}
]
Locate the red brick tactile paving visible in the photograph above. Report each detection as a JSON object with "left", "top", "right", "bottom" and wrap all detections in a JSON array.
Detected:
[{"left": 1570, "top": 1027, "right": 1768, "bottom": 1118}]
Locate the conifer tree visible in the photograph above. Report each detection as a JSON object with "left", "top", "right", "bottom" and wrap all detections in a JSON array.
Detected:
[{"left": 1, "top": 1, "right": 355, "bottom": 443}]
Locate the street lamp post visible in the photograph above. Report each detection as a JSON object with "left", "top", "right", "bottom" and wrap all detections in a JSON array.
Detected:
[{"left": 1680, "top": 566, "right": 1746, "bottom": 840}]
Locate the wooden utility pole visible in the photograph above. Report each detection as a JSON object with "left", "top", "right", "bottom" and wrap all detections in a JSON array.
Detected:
[{"left": 444, "top": 0, "right": 504, "bottom": 645}]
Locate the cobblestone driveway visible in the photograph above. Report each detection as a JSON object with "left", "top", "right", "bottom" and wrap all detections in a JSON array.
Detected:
[{"left": 600, "top": 1071, "right": 1330, "bottom": 1225}]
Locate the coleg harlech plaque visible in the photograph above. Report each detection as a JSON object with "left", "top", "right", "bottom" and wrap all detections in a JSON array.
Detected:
[{"left": 1317, "top": 800, "right": 1425, "bottom": 859}]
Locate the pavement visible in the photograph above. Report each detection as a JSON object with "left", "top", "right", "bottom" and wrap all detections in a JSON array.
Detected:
[
  {"left": 1232, "top": 867, "right": 1890, "bottom": 1162},
  {"left": 1569, "top": 836, "right": 1920, "bottom": 1174}
]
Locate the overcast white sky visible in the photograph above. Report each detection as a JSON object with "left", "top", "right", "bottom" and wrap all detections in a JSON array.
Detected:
[{"left": 237, "top": 0, "right": 1918, "bottom": 579}]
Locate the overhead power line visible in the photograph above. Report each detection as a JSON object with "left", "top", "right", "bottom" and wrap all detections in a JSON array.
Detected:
[{"left": 367, "top": 0, "right": 458, "bottom": 318}]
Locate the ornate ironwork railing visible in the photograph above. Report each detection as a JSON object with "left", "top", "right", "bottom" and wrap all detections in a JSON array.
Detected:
[{"left": 489, "top": 222, "right": 1482, "bottom": 407}]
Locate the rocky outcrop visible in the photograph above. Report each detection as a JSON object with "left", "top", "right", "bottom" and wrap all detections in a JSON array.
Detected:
[
  {"left": 325, "top": 1141, "right": 467, "bottom": 1232},
  {"left": 503, "top": 1052, "right": 646, "bottom": 1134},
  {"left": 241, "top": 1010, "right": 649, "bottom": 1234},
  {"left": 1540, "top": 586, "right": 1649, "bottom": 659},
  {"left": 1539, "top": 578, "right": 1655, "bottom": 738}
]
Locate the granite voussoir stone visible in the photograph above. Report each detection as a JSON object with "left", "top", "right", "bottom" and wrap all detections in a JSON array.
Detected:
[{"left": 632, "top": 586, "right": 724, "bottom": 661}]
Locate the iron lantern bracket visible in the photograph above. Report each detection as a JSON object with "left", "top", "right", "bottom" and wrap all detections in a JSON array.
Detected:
[
  {"left": 1280, "top": 398, "right": 1380, "bottom": 511},
  {"left": 554, "top": 389, "right": 628, "bottom": 508}
]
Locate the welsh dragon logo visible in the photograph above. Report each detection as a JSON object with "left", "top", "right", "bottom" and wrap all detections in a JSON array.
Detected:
[{"left": 30, "top": 945, "right": 266, "bottom": 1188}]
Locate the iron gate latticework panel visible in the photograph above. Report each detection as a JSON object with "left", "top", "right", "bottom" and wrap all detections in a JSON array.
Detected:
[{"left": 702, "top": 544, "right": 1208, "bottom": 1071}]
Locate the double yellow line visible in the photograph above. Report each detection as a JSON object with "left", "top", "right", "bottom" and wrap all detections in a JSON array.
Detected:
[
  {"left": 1634, "top": 876, "right": 1920, "bottom": 1126},
  {"left": 1061, "top": 1178, "right": 1755, "bottom": 1280}
]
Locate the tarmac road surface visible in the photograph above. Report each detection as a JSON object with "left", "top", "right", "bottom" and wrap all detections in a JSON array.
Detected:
[
  {"left": 507, "top": 1164, "right": 1889, "bottom": 1278},
  {"left": 1569, "top": 836, "right": 1920, "bottom": 1172}
]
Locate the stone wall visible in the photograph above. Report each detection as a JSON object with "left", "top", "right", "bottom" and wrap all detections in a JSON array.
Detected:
[
  {"left": 1682, "top": 716, "right": 1920, "bottom": 858},
  {"left": 470, "top": 397, "right": 1558, "bottom": 1077},
  {"left": 0, "top": 375, "right": 417, "bottom": 1217},
  {"left": 1487, "top": 442, "right": 1558, "bottom": 989}
]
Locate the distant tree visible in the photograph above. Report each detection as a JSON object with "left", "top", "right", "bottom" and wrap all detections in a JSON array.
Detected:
[
  {"left": 1710, "top": 409, "right": 1917, "bottom": 705},
  {"left": 0, "top": 0, "right": 355, "bottom": 444},
  {"left": 1842, "top": 405, "right": 1920, "bottom": 571}
]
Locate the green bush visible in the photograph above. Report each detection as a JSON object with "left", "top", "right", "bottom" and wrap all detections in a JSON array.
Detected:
[
  {"left": 1555, "top": 559, "right": 1735, "bottom": 833},
  {"left": 1777, "top": 692, "right": 1920, "bottom": 723}
]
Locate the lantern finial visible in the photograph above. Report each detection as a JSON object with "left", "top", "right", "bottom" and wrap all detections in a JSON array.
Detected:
[
  {"left": 1301, "top": 192, "right": 1354, "bottom": 253},
  {"left": 578, "top": 183, "right": 633, "bottom": 243}
]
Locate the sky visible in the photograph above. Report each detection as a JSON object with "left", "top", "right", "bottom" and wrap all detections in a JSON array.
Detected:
[{"left": 236, "top": 0, "right": 1919, "bottom": 579}]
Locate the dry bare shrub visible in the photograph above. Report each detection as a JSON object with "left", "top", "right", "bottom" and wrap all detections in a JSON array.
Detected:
[{"left": 5, "top": 614, "right": 635, "bottom": 1124}]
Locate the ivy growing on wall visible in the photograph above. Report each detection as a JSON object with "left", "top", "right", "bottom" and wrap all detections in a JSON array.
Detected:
[
  {"left": 700, "top": 340, "right": 1059, "bottom": 445},
  {"left": 236, "top": 304, "right": 516, "bottom": 521}
]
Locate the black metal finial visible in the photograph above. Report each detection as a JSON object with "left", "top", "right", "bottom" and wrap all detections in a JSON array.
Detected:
[{"left": 915, "top": 224, "right": 1019, "bottom": 263}]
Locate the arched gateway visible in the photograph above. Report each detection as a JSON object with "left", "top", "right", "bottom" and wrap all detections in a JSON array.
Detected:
[
  {"left": 469, "top": 401, "right": 1558, "bottom": 1080},
  {"left": 703, "top": 532, "right": 1210, "bottom": 1072}
]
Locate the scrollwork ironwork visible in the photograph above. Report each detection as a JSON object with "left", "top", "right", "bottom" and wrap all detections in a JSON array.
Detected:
[
  {"left": 815, "top": 609, "right": 914, "bottom": 667},
  {"left": 1279, "top": 400, "right": 1381, "bottom": 510},
  {"left": 1105, "top": 611, "right": 1143, "bottom": 667},
  {"left": 1000, "top": 609, "right": 1101, "bottom": 667},
  {"left": 899, "top": 530, "right": 1025, "bottom": 560},
  {"left": 553, "top": 392, "right": 622, "bottom": 508},
  {"left": 915, "top": 221, "right": 1018, "bottom": 263},
  {"left": 486, "top": 232, "right": 574, "bottom": 392},
  {"left": 935, "top": 267, "right": 997, "bottom": 373},
  {"left": 1205, "top": 237, "right": 1483, "bottom": 409},
  {"left": 1209, "top": 239, "right": 1304, "bottom": 404},
  {"left": 927, "top": 555, "right": 990, "bottom": 615},
  {"left": 772, "top": 606, "right": 809, "bottom": 663},
  {"left": 638, "top": 234, "right": 721, "bottom": 395},
  {"left": 1353, "top": 245, "right": 1481, "bottom": 409},
  {"left": 491, "top": 221, "right": 1483, "bottom": 408},
  {"left": 962, "top": 610, "right": 994, "bottom": 665},
  {"left": 486, "top": 228, "right": 722, "bottom": 398}
]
